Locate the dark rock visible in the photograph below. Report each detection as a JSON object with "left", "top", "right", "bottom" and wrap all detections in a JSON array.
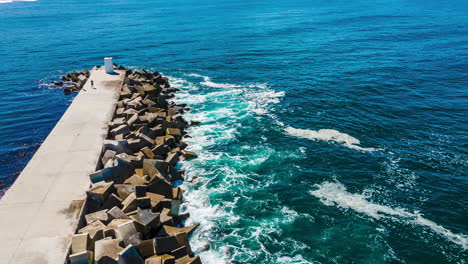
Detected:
[
  {"left": 100, "top": 193, "right": 123, "bottom": 210},
  {"left": 165, "top": 151, "right": 179, "bottom": 167},
  {"left": 52, "top": 81, "right": 63, "bottom": 87},
  {"left": 153, "top": 236, "right": 180, "bottom": 254},
  {"left": 135, "top": 185, "right": 148, "bottom": 198},
  {"left": 147, "top": 178, "right": 173, "bottom": 199},
  {"left": 203, "top": 244, "right": 210, "bottom": 251},
  {"left": 190, "top": 121, "right": 201, "bottom": 126},
  {"left": 135, "top": 239, "right": 155, "bottom": 258},
  {"left": 118, "top": 245, "right": 145, "bottom": 264},
  {"left": 89, "top": 158, "right": 134, "bottom": 184},
  {"left": 136, "top": 197, "right": 152, "bottom": 210}
]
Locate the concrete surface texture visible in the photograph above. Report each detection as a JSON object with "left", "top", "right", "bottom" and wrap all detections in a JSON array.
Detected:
[{"left": 0, "top": 68, "right": 125, "bottom": 264}]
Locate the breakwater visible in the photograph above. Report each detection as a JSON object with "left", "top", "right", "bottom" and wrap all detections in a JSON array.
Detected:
[{"left": 67, "top": 67, "right": 202, "bottom": 264}]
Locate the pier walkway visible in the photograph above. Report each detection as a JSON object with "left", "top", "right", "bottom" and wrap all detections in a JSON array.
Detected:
[{"left": 0, "top": 68, "right": 125, "bottom": 264}]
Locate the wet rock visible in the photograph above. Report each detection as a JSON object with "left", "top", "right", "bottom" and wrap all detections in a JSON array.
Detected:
[
  {"left": 64, "top": 85, "right": 75, "bottom": 94},
  {"left": 181, "top": 150, "right": 197, "bottom": 160},
  {"left": 70, "top": 73, "right": 79, "bottom": 82},
  {"left": 52, "top": 81, "right": 63, "bottom": 87},
  {"left": 203, "top": 244, "right": 210, "bottom": 251}
]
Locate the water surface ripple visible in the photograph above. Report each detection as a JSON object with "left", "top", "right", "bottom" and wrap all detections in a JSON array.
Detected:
[{"left": 0, "top": 0, "right": 467, "bottom": 263}]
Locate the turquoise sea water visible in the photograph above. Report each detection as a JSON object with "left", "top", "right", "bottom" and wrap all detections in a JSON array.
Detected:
[{"left": 0, "top": 0, "right": 467, "bottom": 263}]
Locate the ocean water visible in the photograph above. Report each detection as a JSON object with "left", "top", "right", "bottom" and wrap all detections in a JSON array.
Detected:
[{"left": 0, "top": 0, "right": 467, "bottom": 263}]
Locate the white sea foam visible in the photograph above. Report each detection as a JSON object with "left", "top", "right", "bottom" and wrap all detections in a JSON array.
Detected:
[
  {"left": 168, "top": 74, "right": 307, "bottom": 263},
  {"left": 276, "top": 254, "right": 314, "bottom": 264},
  {"left": 310, "top": 181, "right": 468, "bottom": 249},
  {"left": 188, "top": 73, "right": 240, "bottom": 88},
  {"left": 0, "top": 0, "right": 36, "bottom": 3},
  {"left": 246, "top": 90, "right": 285, "bottom": 115},
  {"left": 285, "top": 127, "right": 378, "bottom": 152}
]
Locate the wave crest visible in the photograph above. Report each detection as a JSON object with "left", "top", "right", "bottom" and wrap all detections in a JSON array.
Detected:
[
  {"left": 188, "top": 73, "right": 240, "bottom": 88},
  {"left": 285, "top": 127, "right": 378, "bottom": 152},
  {"left": 310, "top": 181, "right": 468, "bottom": 249}
]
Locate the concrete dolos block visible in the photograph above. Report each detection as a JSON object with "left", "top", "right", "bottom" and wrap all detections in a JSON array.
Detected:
[{"left": 90, "top": 158, "right": 134, "bottom": 184}]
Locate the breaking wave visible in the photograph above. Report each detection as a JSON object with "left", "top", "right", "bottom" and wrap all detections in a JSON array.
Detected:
[
  {"left": 310, "top": 181, "right": 468, "bottom": 250},
  {"left": 188, "top": 73, "right": 240, "bottom": 89},
  {"left": 169, "top": 74, "right": 299, "bottom": 263},
  {"left": 0, "top": 0, "right": 36, "bottom": 3},
  {"left": 285, "top": 127, "right": 378, "bottom": 152}
]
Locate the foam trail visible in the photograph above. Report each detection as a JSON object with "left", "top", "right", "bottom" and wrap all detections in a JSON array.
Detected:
[
  {"left": 188, "top": 73, "right": 240, "bottom": 88},
  {"left": 310, "top": 181, "right": 468, "bottom": 249},
  {"left": 169, "top": 74, "right": 295, "bottom": 263},
  {"left": 0, "top": 0, "right": 36, "bottom": 3},
  {"left": 286, "top": 127, "right": 377, "bottom": 152}
]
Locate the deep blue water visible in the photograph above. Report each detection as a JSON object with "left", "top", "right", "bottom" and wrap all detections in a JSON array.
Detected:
[{"left": 0, "top": 0, "right": 467, "bottom": 263}]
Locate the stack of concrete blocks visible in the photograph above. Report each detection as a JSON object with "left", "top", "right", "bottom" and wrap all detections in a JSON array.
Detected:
[
  {"left": 54, "top": 69, "right": 91, "bottom": 94},
  {"left": 68, "top": 68, "right": 202, "bottom": 264}
]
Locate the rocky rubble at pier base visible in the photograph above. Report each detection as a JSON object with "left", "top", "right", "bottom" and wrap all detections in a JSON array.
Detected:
[
  {"left": 54, "top": 64, "right": 127, "bottom": 94},
  {"left": 53, "top": 69, "right": 91, "bottom": 94},
  {"left": 67, "top": 68, "right": 202, "bottom": 264}
]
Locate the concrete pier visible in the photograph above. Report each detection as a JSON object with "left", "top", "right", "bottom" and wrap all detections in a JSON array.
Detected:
[{"left": 0, "top": 68, "right": 125, "bottom": 264}]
